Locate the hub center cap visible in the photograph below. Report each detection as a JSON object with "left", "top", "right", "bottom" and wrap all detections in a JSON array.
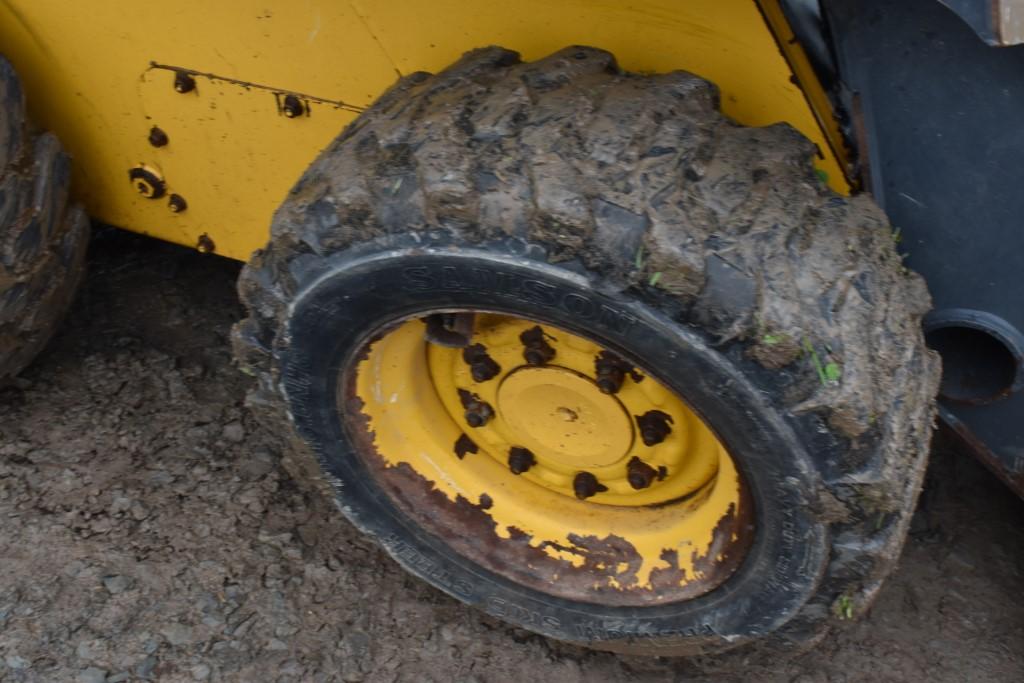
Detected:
[{"left": 496, "top": 366, "right": 633, "bottom": 468}]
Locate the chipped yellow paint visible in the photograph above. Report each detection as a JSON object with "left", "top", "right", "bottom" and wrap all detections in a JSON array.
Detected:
[
  {"left": 355, "top": 315, "right": 747, "bottom": 595},
  {"left": 0, "top": 0, "right": 845, "bottom": 261}
]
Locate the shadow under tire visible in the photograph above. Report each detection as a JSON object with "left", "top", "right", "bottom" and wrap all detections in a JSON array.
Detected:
[{"left": 233, "top": 46, "right": 940, "bottom": 657}]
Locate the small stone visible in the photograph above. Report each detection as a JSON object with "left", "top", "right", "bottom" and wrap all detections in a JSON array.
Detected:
[
  {"left": 76, "top": 639, "right": 104, "bottom": 661},
  {"left": 107, "top": 674, "right": 130, "bottom": 683},
  {"left": 222, "top": 422, "right": 245, "bottom": 443},
  {"left": 190, "top": 663, "right": 211, "bottom": 681},
  {"left": 345, "top": 631, "right": 370, "bottom": 659},
  {"left": 267, "top": 638, "right": 288, "bottom": 651},
  {"left": 63, "top": 560, "right": 88, "bottom": 577},
  {"left": 228, "top": 615, "right": 256, "bottom": 637},
  {"left": 135, "top": 655, "right": 157, "bottom": 678},
  {"left": 239, "top": 449, "right": 275, "bottom": 480},
  {"left": 274, "top": 623, "right": 299, "bottom": 638},
  {"left": 161, "top": 622, "right": 194, "bottom": 646},
  {"left": 129, "top": 501, "right": 150, "bottom": 521},
  {"left": 4, "top": 654, "right": 30, "bottom": 669},
  {"left": 201, "top": 614, "right": 225, "bottom": 629},
  {"left": 78, "top": 667, "right": 108, "bottom": 683},
  {"left": 102, "top": 575, "right": 131, "bottom": 595}
]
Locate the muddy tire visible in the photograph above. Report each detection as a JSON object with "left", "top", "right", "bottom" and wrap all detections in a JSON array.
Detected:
[
  {"left": 233, "top": 47, "right": 940, "bottom": 657},
  {"left": 0, "top": 56, "right": 89, "bottom": 383}
]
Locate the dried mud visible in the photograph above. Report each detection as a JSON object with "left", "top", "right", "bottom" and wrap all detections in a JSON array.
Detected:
[{"left": 0, "top": 230, "right": 1022, "bottom": 682}]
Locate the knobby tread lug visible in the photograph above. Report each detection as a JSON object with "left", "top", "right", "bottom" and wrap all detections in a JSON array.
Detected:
[{"left": 232, "top": 46, "right": 940, "bottom": 662}]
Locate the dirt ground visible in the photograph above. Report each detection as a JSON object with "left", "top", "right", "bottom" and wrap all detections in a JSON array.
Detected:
[{"left": 1, "top": 229, "right": 1022, "bottom": 683}]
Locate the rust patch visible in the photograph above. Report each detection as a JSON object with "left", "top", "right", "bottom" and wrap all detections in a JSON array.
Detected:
[
  {"left": 690, "top": 501, "right": 754, "bottom": 583},
  {"left": 348, "top": 413, "right": 753, "bottom": 606},
  {"left": 453, "top": 434, "right": 478, "bottom": 460},
  {"left": 647, "top": 548, "right": 687, "bottom": 592},
  {"left": 564, "top": 533, "right": 643, "bottom": 587},
  {"left": 939, "top": 411, "right": 1024, "bottom": 498}
]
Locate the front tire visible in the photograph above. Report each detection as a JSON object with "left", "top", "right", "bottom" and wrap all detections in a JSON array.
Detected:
[{"left": 234, "top": 46, "right": 939, "bottom": 657}]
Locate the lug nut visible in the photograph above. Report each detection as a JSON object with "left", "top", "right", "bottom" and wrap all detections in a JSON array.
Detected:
[
  {"left": 520, "top": 326, "right": 556, "bottom": 366},
  {"left": 573, "top": 472, "right": 608, "bottom": 500},
  {"left": 465, "top": 405, "right": 493, "bottom": 427},
  {"left": 174, "top": 70, "right": 196, "bottom": 94},
  {"left": 463, "top": 344, "right": 501, "bottom": 383},
  {"left": 594, "top": 350, "right": 632, "bottom": 395},
  {"left": 508, "top": 447, "right": 536, "bottom": 474},
  {"left": 282, "top": 94, "right": 305, "bottom": 118},
  {"left": 458, "top": 389, "right": 494, "bottom": 427},
  {"left": 636, "top": 410, "right": 674, "bottom": 446},
  {"left": 626, "top": 456, "right": 658, "bottom": 490}
]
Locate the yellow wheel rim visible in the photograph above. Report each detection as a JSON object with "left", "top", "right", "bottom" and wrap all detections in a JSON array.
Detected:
[{"left": 349, "top": 313, "right": 752, "bottom": 605}]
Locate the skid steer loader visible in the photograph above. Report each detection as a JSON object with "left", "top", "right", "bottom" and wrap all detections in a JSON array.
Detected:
[{"left": 1, "top": 0, "right": 1020, "bottom": 658}]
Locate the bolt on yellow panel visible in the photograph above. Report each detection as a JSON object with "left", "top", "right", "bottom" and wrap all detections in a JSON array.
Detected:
[{"left": 0, "top": 1, "right": 845, "bottom": 261}]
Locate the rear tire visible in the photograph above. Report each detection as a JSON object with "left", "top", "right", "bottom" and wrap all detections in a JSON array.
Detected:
[
  {"left": 0, "top": 56, "right": 89, "bottom": 382},
  {"left": 234, "top": 46, "right": 939, "bottom": 657}
]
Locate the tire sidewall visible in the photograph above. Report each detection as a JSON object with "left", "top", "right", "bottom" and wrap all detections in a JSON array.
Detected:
[{"left": 279, "top": 235, "right": 828, "bottom": 653}]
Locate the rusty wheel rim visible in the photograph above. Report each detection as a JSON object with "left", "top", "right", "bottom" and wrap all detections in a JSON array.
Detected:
[{"left": 344, "top": 312, "right": 754, "bottom": 606}]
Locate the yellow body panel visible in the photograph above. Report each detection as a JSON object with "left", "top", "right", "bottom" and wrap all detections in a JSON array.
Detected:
[{"left": 0, "top": 0, "right": 844, "bottom": 261}]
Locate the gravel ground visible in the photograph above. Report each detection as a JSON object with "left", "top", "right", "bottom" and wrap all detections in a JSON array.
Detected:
[{"left": 1, "top": 229, "right": 1022, "bottom": 683}]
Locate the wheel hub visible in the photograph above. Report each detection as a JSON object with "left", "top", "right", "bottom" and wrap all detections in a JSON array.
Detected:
[
  {"left": 349, "top": 312, "right": 752, "bottom": 605},
  {"left": 496, "top": 366, "right": 633, "bottom": 469}
]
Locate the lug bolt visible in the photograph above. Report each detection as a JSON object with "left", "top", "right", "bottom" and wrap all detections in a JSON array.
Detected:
[
  {"left": 174, "top": 70, "right": 196, "bottom": 94},
  {"left": 148, "top": 126, "right": 169, "bottom": 148},
  {"left": 508, "top": 447, "right": 536, "bottom": 474},
  {"left": 573, "top": 472, "right": 608, "bottom": 500},
  {"left": 636, "top": 410, "right": 674, "bottom": 446},
  {"left": 463, "top": 344, "right": 501, "bottom": 383},
  {"left": 594, "top": 350, "right": 631, "bottom": 395},
  {"left": 458, "top": 389, "right": 494, "bottom": 427},
  {"left": 626, "top": 456, "right": 658, "bottom": 490},
  {"left": 282, "top": 94, "right": 305, "bottom": 118},
  {"left": 520, "top": 326, "right": 556, "bottom": 366},
  {"left": 196, "top": 233, "right": 215, "bottom": 254},
  {"left": 168, "top": 194, "right": 187, "bottom": 213}
]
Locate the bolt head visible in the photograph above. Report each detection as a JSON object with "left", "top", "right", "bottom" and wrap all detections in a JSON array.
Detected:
[
  {"left": 282, "top": 95, "right": 304, "bottom": 118},
  {"left": 173, "top": 72, "right": 196, "bottom": 94},
  {"left": 168, "top": 194, "right": 187, "bottom": 213},
  {"left": 148, "top": 127, "right": 169, "bottom": 148}
]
